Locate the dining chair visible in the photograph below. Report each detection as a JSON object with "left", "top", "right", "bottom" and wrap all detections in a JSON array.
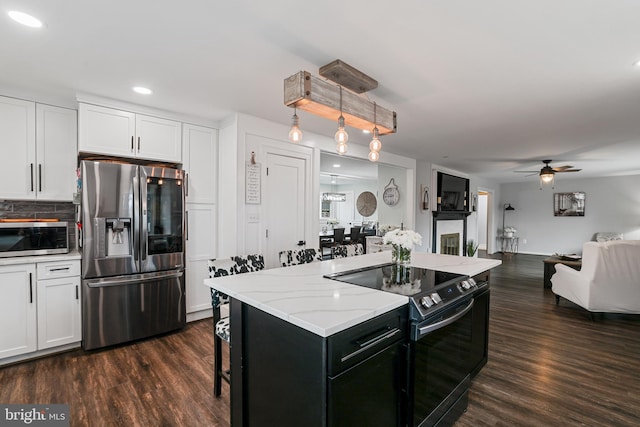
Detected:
[
  {"left": 331, "top": 243, "right": 364, "bottom": 259},
  {"left": 208, "top": 254, "right": 265, "bottom": 397},
  {"left": 279, "top": 248, "right": 323, "bottom": 266}
]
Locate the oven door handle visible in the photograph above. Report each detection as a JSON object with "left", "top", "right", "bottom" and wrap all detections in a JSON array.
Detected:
[{"left": 417, "top": 299, "right": 474, "bottom": 338}]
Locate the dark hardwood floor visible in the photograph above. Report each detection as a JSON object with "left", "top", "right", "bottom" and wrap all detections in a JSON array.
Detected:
[{"left": 1, "top": 253, "right": 639, "bottom": 426}]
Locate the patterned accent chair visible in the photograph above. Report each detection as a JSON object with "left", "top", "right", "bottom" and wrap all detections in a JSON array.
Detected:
[
  {"left": 331, "top": 243, "right": 365, "bottom": 259},
  {"left": 208, "top": 254, "right": 265, "bottom": 397},
  {"left": 279, "top": 248, "right": 323, "bottom": 267}
]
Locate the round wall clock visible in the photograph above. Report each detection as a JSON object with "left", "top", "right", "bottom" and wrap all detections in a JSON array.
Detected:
[
  {"left": 356, "top": 191, "right": 377, "bottom": 217},
  {"left": 383, "top": 178, "right": 400, "bottom": 206}
]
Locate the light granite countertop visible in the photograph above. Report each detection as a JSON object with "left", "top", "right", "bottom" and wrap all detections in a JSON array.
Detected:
[
  {"left": 0, "top": 251, "right": 81, "bottom": 266},
  {"left": 204, "top": 251, "right": 501, "bottom": 337}
]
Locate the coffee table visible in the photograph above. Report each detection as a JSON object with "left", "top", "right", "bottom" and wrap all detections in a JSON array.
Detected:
[{"left": 543, "top": 256, "right": 582, "bottom": 288}]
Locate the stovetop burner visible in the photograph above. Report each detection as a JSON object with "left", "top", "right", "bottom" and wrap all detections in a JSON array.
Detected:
[
  {"left": 324, "top": 263, "right": 463, "bottom": 294},
  {"left": 325, "top": 263, "right": 479, "bottom": 319}
]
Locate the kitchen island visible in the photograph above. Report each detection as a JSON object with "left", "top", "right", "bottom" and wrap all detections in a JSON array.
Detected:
[{"left": 204, "top": 251, "right": 501, "bottom": 426}]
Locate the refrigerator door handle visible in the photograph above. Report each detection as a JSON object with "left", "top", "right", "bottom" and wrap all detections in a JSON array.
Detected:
[{"left": 85, "top": 271, "right": 184, "bottom": 288}]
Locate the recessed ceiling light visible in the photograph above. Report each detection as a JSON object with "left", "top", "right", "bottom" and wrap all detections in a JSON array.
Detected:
[
  {"left": 332, "top": 164, "right": 341, "bottom": 168},
  {"left": 8, "top": 11, "right": 43, "bottom": 28},
  {"left": 132, "top": 86, "right": 152, "bottom": 95},
  {"left": 633, "top": 59, "right": 640, "bottom": 68},
  {"left": 362, "top": 129, "right": 370, "bottom": 134}
]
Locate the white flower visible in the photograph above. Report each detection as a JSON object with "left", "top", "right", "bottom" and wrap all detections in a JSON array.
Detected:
[
  {"left": 383, "top": 229, "right": 423, "bottom": 250},
  {"left": 504, "top": 226, "right": 517, "bottom": 233},
  {"left": 327, "top": 218, "right": 339, "bottom": 225}
]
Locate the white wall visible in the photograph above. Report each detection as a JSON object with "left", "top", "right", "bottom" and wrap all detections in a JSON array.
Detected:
[
  {"left": 501, "top": 175, "right": 640, "bottom": 255},
  {"left": 477, "top": 193, "right": 488, "bottom": 250},
  {"left": 219, "top": 112, "right": 417, "bottom": 262}
]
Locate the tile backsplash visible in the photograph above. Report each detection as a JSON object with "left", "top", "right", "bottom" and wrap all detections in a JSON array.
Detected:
[{"left": 0, "top": 200, "right": 77, "bottom": 250}]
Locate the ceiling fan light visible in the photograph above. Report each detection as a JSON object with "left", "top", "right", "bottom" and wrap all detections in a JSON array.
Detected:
[{"left": 540, "top": 173, "right": 554, "bottom": 183}]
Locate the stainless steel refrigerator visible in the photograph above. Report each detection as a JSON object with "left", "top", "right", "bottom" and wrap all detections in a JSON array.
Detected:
[{"left": 81, "top": 159, "right": 186, "bottom": 350}]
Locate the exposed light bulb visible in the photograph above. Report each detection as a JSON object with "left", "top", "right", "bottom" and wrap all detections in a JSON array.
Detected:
[
  {"left": 334, "top": 115, "right": 349, "bottom": 143},
  {"left": 336, "top": 142, "right": 348, "bottom": 155},
  {"left": 369, "top": 127, "right": 382, "bottom": 152},
  {"left": 368, "top": 150, "right": 380, "bottom": 162},
  {"left": 288, "top": 109, "right": 302, "bottom": 143}
]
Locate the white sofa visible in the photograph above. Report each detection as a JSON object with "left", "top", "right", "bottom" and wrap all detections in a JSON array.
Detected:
[{"left": 551, "top": 240, "right": 640, "bottom": 314}]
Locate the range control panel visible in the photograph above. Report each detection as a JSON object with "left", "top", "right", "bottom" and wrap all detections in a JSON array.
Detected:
[{"left": 409, "top": 277, "right": 480, "bottom": 319}]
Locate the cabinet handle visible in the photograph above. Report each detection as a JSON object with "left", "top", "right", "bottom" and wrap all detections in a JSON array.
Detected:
[
  {"left": 29, "top": 273, "right": 33, "bottom": 304},
  {"left": 137, "top": 136, "right": 141, "bottom": 151},
  {"left": 185, "top": 211, "right": 189, "bottom": 241},
  {"left": 30, "top": 163, "right": 34, "bottom": 192},
  {"left": 38, "top": 164, "right": 42, "bottom": 192},
  {"left": 49, "top": 267, "right": 70, "bottom": 272},
  {"left": 131, "top": 136, "right": 134, "bottom": 152},
  {"left": 185, "top": 173, "right": 189, "bottom": 197},
  {"left": 76, "top": 285, "right": 79, "bottom": 300}
]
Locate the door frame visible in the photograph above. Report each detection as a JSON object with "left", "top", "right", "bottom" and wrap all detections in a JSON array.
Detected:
[
  {"left": 477, "top": 186, "right": 496, "bottom": 254},
  {"left": 257, "top": 136, "right": 314, "bottom": 266}
]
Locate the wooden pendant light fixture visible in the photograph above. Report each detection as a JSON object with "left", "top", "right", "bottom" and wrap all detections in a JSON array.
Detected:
[{"left": 284, "top": 60, "right": 397, "bottom": 136}]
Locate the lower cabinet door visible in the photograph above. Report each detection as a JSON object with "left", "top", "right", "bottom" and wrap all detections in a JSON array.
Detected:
[
  {"left": 37, "top": 276, "right": 81, "bottom": 350},
  {"left": 0, "top": 264, "right": 37, "bottom": 358},
  {"left": 328, "top": 341, "right": 403, "bottom": 427}
]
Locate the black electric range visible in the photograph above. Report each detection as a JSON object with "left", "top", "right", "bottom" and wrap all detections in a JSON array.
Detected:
[{"left": 324, "top": 263, "right": 480, "bottom": 320}]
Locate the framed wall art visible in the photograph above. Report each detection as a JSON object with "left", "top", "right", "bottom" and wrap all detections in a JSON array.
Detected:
[{"left": 553, "top": 192, "right": 585, "bottom": 216}]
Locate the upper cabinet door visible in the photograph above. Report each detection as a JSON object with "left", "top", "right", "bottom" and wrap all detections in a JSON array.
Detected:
[
  {"left": 78, "top": 103, "right": 181, "bottom": 163},
  {"left": 135, "top": 114, "right": 182, "bottom": 163},
  {"left": 0, "top": 96, "right": 36, "bottom": 199},
  {"left": 78, "top": 103, "right": 136, "bottom": 158},
  {"left": 36, "top": 104, "right": 77, "bottom": 201},
  {"left": 182, "top": 124, "right": 218, "bottom": 204}
]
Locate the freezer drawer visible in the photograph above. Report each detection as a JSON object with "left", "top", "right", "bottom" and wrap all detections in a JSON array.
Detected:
[{"left": 82, "top": 270, "right": 185, "bottom": 350}]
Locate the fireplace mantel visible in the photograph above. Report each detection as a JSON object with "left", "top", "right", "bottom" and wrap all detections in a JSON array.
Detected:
[
  {"left": 432, "top": 211, "right": 472, "bottom": 220},
  {"left": 432, "top": 211, "right": 470, "bottom": 255}
]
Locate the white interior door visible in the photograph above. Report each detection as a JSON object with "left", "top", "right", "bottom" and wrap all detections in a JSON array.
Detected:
[{"left": 265, "top": 153, "right": 306, "bottom": 268}]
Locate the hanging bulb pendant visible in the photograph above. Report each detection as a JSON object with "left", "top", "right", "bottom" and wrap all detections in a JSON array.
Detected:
[
  {"left": 369, "top": 127, "right": 381, "bottom": 152},
  {"left": 368, "top": 150, "right": 380, "bottom": 162},
  {"left": 336, "top": 141, "right": 348, "bottom": 155},
  {"left": 288, "top": 108, "right": 302, "bottom": 143},
  {"left": 334, "top": 115, "right": 349, "bottom": 143}
]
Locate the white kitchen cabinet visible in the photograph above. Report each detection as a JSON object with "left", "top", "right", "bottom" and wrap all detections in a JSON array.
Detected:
[
  {"left": 0, "top": 259, "right": 81, "bottom": 362},
  {"left": 0, "top": 264, "right": 37, "bottom": 359},
  {"left": 185, "top": 206, "right": 217, "bottom": 314},
  {"left": 36, "top": 261, "right": 81, "bottom": 350},
  {"left": 0, "top": 96, "right": 76, "bottom": 201},
  {"left": 182, "top": 123, "right": 218, "bottom": 318},
  {"left": 36, "top": 104, "right": 78, "bottom": 200},
  {"left": 78, "top": 103, "right": 182, "bottom": 163},
  {"left": 182, "top": 124, "right": 218, "bottom": 204}
]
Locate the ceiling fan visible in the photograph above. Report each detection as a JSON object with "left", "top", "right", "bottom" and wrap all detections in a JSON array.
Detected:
[{"left": 515, "top": 160, "right": 582, "bottom": 186}]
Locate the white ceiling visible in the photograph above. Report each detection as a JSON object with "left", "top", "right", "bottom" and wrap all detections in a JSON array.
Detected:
[{"left": 3, "top": 0, "right": 640, "bottom": 183}]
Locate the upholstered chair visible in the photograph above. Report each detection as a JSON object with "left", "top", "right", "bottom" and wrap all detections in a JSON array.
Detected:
[
  {"left": 331, "top": 243, "right": 365, "bottom": 259},
  {"left": 279, "top": 248, "right": 322, "bottom": 267},
  {"left": 208, "top": 254, "right": 265, "bottom": 397}
]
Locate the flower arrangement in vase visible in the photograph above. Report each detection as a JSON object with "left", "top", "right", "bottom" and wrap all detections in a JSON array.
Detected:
[
  {"left": 503, "top": 226, "right": 516, "bottom": 238},
  {"left": 383, "top": 229, "right": 422, "bottom": 265}
]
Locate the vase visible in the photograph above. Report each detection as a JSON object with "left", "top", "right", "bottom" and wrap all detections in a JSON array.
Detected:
[
  {"left": 392, "top": 244, "right": 411, "bottom": 266},
  {"left": 505, "top": 232, "right": 514, "bottom": 238}
]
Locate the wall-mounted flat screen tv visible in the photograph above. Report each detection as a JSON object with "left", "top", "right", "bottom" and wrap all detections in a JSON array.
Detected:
[{"left": 437, "top": 172, "right": 469, "bottom": 212}]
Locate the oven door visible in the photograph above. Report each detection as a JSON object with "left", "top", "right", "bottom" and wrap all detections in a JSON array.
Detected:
[{"left": 408, "top": 297, "right": 474, "bottom": 427}]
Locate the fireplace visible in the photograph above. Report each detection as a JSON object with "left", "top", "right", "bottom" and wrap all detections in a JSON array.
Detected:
[
  {"left": 441, "top": 233, "right": 460, "bottom": 255},
  {"left": 432, "top": 211, "right": 471, "bottom": 256}
]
